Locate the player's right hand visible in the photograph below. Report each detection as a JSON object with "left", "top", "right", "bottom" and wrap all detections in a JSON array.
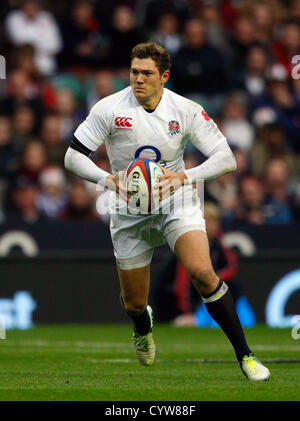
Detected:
[{"left": 105, "top": 169, "right": 129, "bottom": 202}]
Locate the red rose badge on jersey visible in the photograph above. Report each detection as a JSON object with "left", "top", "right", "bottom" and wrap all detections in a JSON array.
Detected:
[{"left": 168, "top": 120, "right": 180, "bottom": 136}]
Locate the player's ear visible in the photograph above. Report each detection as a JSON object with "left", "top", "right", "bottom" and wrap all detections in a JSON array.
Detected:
[{"left": 161, "top": 70, "right": 170, "bottom": 84}]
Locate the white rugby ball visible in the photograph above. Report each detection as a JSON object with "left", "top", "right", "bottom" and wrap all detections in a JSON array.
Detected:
[{"left": 125, "top": 156, "right": 163, "bottom": 214}]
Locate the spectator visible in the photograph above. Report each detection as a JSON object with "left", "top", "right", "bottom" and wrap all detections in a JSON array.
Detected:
[
  {"left": 0, "top": 68, "right": 44, "bottom": 120},
  {"left": 205, "top": 172, "right": 238, "bottom": 220},
  {"left": 59, "top": 0, "right": 109, "bottom": 69},
  {"left": 86, "top": 69, "right": 116, "bottom": 109},
  {"left": 233, "top": 44, "right": 270, "bottom": 98},
  {"left": 40, "top": 114, "right": 66, "bottom": 166},
  {"left": 251, "top": 63, "right": 300, "bottom": 152},
  {"left": 272, "top": 21, "right": 300, "bottom": 75},
  {"left": 5, "top": 0, "right": 62, "bottom": 76},
  {"left": 12, "top": 106, "right": 37, "bottom": 154},
  {"left": 172, "top": 18, "right": 229, "bottom": 115},
  {"left": 200, "top": 0, "right": 230, "bottom": 52},
  {"left": 263, "top": 157, "right": 294, "bottom": 224},
  {"left": 107, "top": 5, "right": 145, "bottom": 70},
  {"left": 219, "top": 0, "right": 241, "bottom": 29},
  {"left": 226, "top": 16, "right": 257, "bottom": 74},
  {"left": 251, "top": 122, "right": 299, "bottom": 179},
  {"left": 234, "top": 175, "right": 266, "bottom": 225},
  {"left": 93, "top": 0, "right": 114, "bottom": 32},
  {"left": 150, "top": 12, "right": 182, "bottom": 57},
  {"left": 16, "top": 140, "right": 47, "bottom": 186},
  {"left": 10, "top": 44, "right": 41, "bottom": 84},
  {"left": 221, "top": 92, "right": 255, "bottom": 152},
  {"left": 137, "top": 0, "right": 191, "bottom": 33},
  {"left": 291, "top": 180, "right": 300, "bottom": 222},
  {"left": 241, "top": 0, "right": 285, "bottom": 44},
  {"left": 291, "top": 78, "right": 300, "bottom": 151},
  {"left": 10, "top": 44, "right": 57, "bottom": 110},
  {"left": 53, "top": 88, "right": 81, "bottom": 142},
  {"left": 37, "top": 165, "right": 67, "bottom": 218},
  {"left": 292, "top": 77, "right": 300, "bottom": 100},
  {"left": 8, "top": 175, "right": 48, "bottom": 224},
  {"left": 0, "top": 116, "right": 18, "bottom": 207},
  {"left": 289, "top": 0, "right": 300, "bottom": 21},
  {"left": 60, "top": 179, "right": 99, "bottom": 221},
  {"left": 232, "top": 146, "right": 253, "bottom": 181}
]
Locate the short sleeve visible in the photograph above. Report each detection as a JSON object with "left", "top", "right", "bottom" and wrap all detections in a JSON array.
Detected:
[{"left": 74, "top": 109, "right": 109, "bottom": 151}]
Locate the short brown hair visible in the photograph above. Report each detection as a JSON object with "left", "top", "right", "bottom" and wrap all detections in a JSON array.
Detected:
[{"left": 131, "top": 42, "right": 171, "bottom": 75}]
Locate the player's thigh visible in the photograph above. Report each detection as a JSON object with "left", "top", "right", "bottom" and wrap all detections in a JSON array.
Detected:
[
  {"left": 118, "top": 264, "right": 151, "bottom": 313},
  {"left": 174, "top": 230, "right": 218, "bottom": 293}
]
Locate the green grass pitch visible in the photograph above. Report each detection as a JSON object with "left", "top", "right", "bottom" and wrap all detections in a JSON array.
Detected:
[{"left": 0, "top": 324, "right": 299, "bottom": 401}]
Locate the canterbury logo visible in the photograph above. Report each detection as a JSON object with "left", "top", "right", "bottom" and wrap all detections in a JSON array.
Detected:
[{"left": 114, "top": 117, "right": 133, "bottom": 128}]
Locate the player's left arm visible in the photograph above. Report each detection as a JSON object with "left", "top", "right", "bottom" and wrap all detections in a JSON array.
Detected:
[
  {"left": 155, "top": 108, "right": 236, "bottom": 200},
  {"left": 182, "top": 108, "right": 237, "bottom": 184}
]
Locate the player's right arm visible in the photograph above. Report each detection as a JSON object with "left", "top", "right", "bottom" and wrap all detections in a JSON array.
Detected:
[
  {"left": 64, "top": 137, "right": 110, "bottom": 186},
  {"left": 64, "top": 106, "right": 127, "bottom": 197}
]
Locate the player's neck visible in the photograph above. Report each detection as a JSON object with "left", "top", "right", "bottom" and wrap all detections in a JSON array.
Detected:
[{"left": 136, "top": 88, "right": 164, "bottom": 111}]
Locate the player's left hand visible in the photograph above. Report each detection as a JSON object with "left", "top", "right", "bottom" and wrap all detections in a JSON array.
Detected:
[{"left": 154, "top": 165, "right": 187, "bottom": 201}]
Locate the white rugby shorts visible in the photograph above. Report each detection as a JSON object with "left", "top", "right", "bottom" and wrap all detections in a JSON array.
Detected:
[{"left": 110, "top": 186, "right": 206, "bottom": 270}]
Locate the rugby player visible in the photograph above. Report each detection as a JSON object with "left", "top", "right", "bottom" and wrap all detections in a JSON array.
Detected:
[{"left": 64, "top": 42, "right": 270, "bottom": 381}]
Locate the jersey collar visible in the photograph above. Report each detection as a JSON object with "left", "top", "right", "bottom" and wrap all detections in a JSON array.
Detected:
[{"left": 131, "top": 87, "right": 166, "bottom": 115}]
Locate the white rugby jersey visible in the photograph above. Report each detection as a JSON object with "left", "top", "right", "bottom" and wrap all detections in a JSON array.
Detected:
[
  {"left": 75, "top": 86, "right": 227, "bottom": 175},
  {"left": 73, "top": 86, "right": 234, "bottom": 214}
]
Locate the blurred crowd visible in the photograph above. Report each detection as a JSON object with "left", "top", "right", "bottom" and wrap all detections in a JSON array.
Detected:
[{"left": 0, "top": 0, "right": 300, "bottom": 225}]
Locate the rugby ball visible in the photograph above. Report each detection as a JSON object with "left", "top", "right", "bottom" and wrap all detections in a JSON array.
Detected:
[{"left": 125, "top": 156, "right": 163, "bottom": 213}]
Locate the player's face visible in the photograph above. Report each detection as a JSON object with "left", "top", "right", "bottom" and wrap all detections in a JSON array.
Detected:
[{"left": 130, "top": 57, "right": 169, "bottom": 106}]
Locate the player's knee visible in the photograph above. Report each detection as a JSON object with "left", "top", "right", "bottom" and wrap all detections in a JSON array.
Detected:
[{"left": 189, "top": 267, "right": 217, "bottom": 288}]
